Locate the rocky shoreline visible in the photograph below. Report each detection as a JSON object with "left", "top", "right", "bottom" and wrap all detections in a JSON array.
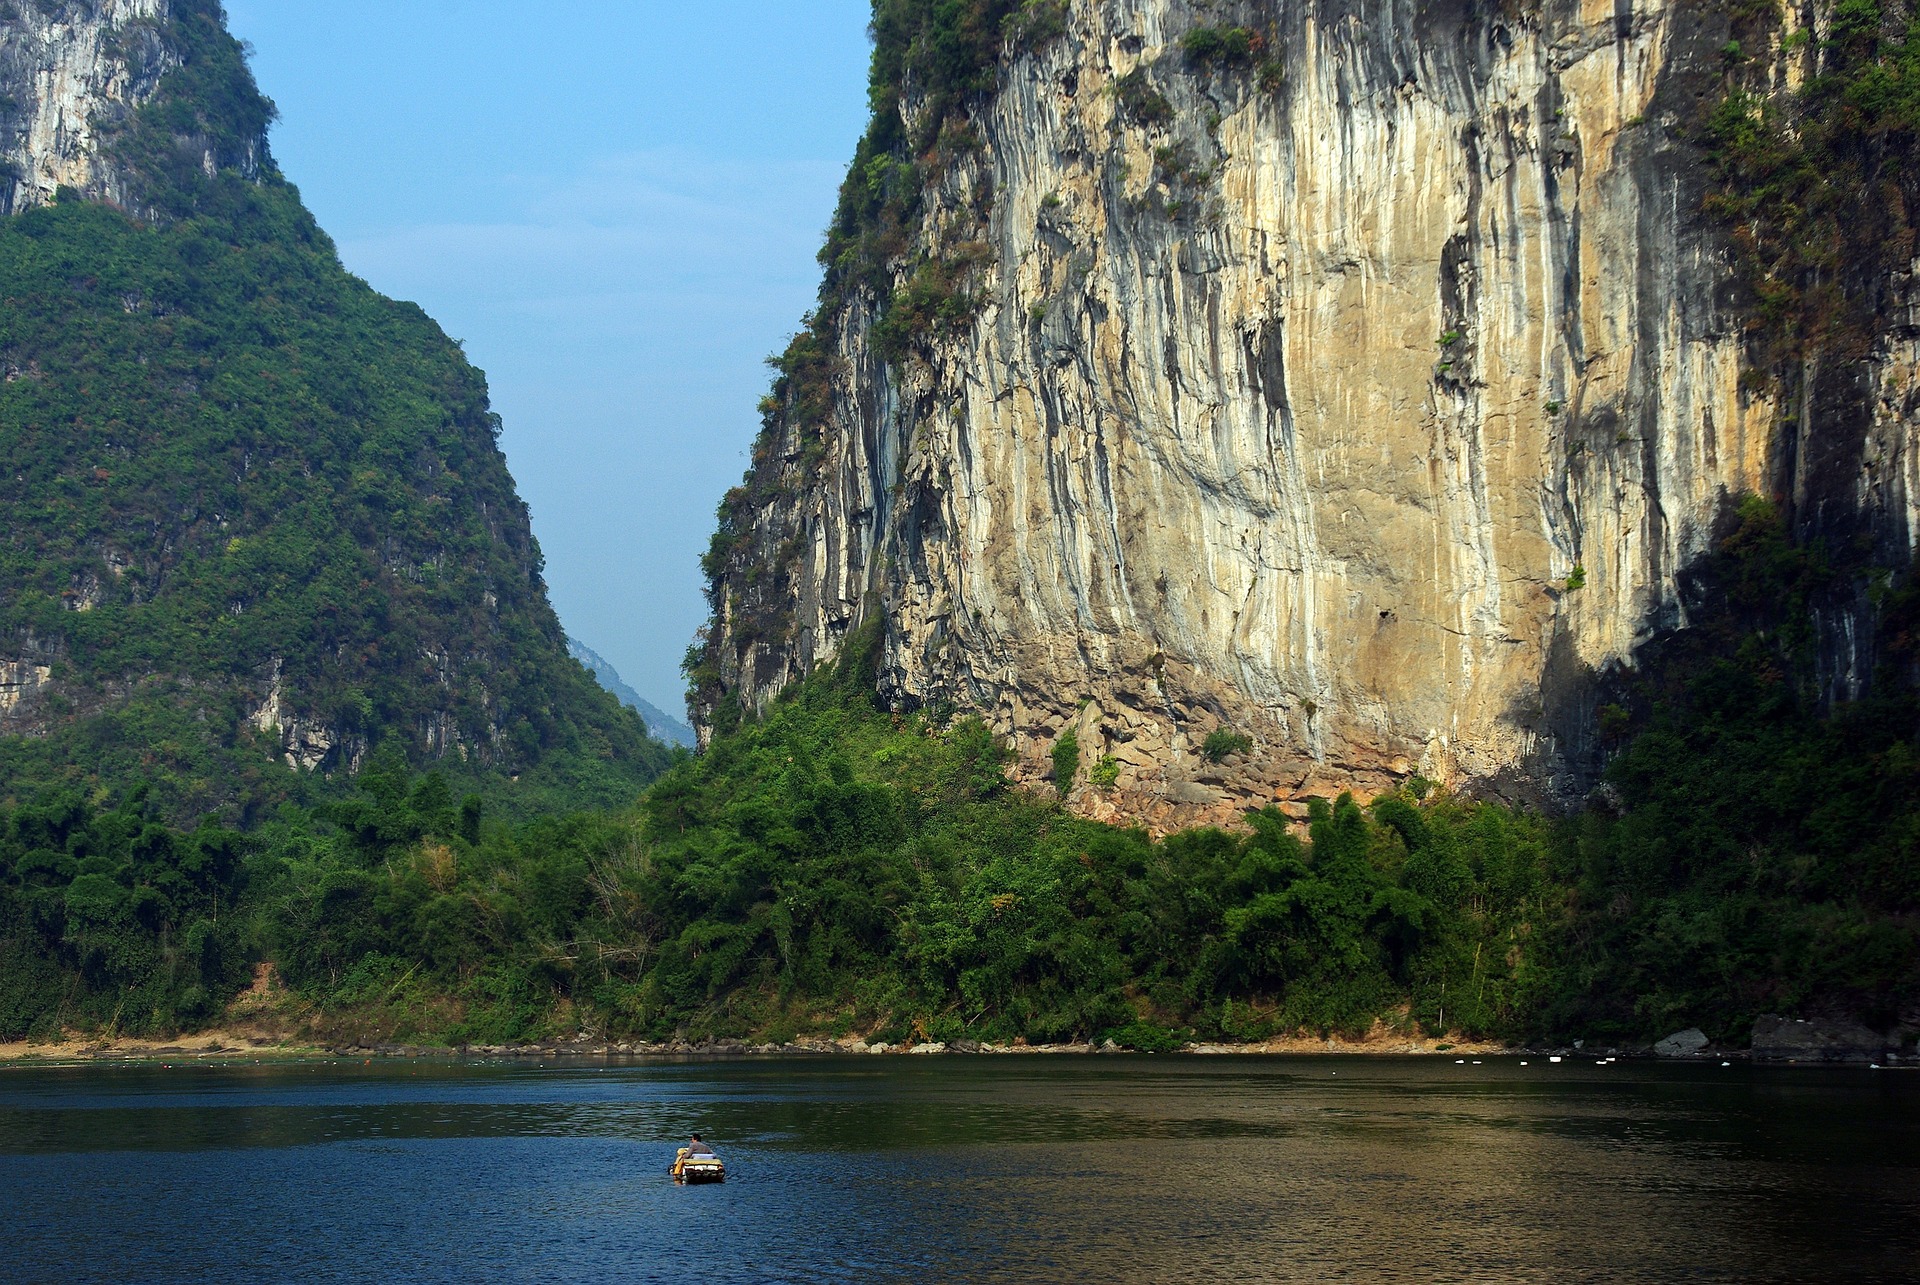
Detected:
[
  {"left": 0, "top": 1033, "right": 1538, "bottom": 1063},
  {"left": 326, "top": 1036, "right": 1903, "bottom": 1063}
]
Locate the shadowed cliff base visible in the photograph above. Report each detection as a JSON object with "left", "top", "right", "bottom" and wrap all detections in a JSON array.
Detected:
[{"left": 1511, "top": 486, "right": 1920, "bottom": 809}]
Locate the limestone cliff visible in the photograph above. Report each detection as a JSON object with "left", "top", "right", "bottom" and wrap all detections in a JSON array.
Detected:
[{"left": 697, "top": 0, "right": 1920, "bottom": 827}]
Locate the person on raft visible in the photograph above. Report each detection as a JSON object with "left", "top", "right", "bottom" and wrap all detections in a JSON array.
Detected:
[{"left": 674, "top": 1134, "right": 719, "bottom": 1178}]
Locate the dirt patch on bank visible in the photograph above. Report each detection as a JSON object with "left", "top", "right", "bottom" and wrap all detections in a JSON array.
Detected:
[
  {"left": 0, "top": 964, "right": 320, "bottom": 1064},
  {"left": 0, "top": 1029, "right": 321, "bottom": 1064}
]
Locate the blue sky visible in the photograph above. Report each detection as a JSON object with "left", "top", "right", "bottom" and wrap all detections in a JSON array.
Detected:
[{"left": 221, "top": 0, "right": 875, "bottom": 714}]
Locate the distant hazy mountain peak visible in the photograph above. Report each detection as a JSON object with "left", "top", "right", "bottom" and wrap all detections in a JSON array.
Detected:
[{"left": 568, "top": 639, "right": 695, "bottom": 749}]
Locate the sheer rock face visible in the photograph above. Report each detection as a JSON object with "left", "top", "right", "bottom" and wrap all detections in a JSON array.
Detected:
[
  {"left": 0, "top": 0, "right": 177, "bottom": 216},
  {"left": 0, "top": 657, "right": 54, "bottom": 721},
  {"left": 712, "top": 0, "right": 1909, "bottom": 828}
]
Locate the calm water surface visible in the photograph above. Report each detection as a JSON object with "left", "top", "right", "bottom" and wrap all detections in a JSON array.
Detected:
[{"left": 1, "top": 1055, "right": 1916, "bottom": 1282}]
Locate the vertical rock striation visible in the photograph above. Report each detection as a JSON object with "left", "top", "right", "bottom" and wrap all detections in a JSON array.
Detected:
[{"left": 699, "top": 0, "right": 1920, "bottom": 828}]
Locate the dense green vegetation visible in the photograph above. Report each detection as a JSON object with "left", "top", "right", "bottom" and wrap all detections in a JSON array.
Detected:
[
  {"left": 0, "top": 622, "right": 1557, "bottom": 1045},
  {"left": 627, "top": 632, "right": 1552, "bottom": 1045},
  {"left": 7, "top": 501, "right": 1911, "bottom": 1048},
  {"left": 0, "top": 788, "right": 253, "bottom": 1037},
  {"left": 1201, "top": 731, "right": 1254, "bottom": 764},
  {"left": 0, "top": 0, "right": 671, "bottom": 820},
  {"left": 1180, "top": 25, "right": 1257, "bottom": 65}
]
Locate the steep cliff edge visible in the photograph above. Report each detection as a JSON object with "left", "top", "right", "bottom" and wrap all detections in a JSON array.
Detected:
[
  {"left": 0, "top": 1, "right": 670, "bottom": 815},
  {"left": 697, "top": 0, "right": 1920, "bottom": 828}
]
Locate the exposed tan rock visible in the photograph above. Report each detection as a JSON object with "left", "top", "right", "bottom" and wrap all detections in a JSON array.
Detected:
[
  {"left": 0, "top": 0, "right": 174, "bottom": 216},
  {"left": 0, "top": 659, "right": 53, "bottom": 716}
]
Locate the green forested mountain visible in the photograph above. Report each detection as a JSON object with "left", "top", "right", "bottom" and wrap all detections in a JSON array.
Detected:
[{"left": 0, "top": 2, "right": 671, "bottom": 821}]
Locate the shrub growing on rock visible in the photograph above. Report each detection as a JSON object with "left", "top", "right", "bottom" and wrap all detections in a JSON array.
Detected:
[
  {"left": 1181, "top": 25, "right": 1256, "bottom": 65},
  {"left": 1202, "top": 730, "right": 1253, "bottom": 763},
  {"left": 1052, "top": 728, "right": 1081, "bottom": 790}
]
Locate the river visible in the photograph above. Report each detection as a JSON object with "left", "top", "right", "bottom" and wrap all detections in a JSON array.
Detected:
[{"left": 0, "top": 1055, "right": 1915, "bottom": 1282}]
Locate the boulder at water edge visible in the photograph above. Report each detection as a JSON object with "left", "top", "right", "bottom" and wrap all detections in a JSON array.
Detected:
[
  {"left": 1655, "top": 1029, "right": 1711, "bottom": 1058},
  {"left": 1751, "top": 1016, "right": 1890, "bottom": 1063}
]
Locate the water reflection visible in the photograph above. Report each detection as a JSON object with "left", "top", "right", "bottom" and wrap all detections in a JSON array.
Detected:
[{"left": 0, "top": 1057, "right": 1915, "bottom": 1282}]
